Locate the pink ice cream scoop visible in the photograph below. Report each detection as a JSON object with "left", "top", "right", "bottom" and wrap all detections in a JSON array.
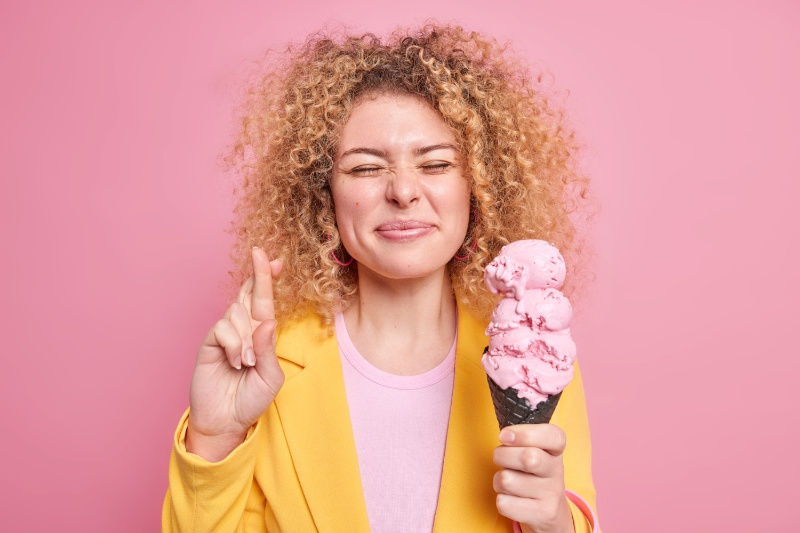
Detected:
[
  {"left": 483, "top": 240, "right": 567, "bottom": 298},
  {"left": 481, "top": 240, "right": 576, "bottom": 427}
]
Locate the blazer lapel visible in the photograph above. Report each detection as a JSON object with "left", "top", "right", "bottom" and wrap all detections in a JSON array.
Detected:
[
  {"left": 274, "top": 316, "right": 371, "bottom": 533},
  {"left": 433, "top": 302, "right": 511, "bottom": 532}
]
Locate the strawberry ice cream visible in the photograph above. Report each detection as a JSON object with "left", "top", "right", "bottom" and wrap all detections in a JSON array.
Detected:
[{"left": 481, "top": 240, "right": 576, "bottom": 426}]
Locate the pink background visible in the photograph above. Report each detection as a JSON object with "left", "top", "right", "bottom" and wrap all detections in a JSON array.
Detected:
[{"left": 2, "top": 0, "right": 798, "bottom": 531}]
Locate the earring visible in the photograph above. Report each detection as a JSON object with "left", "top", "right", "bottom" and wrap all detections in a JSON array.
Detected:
[
  {"left": 326, "top": 233, "right": 353, "bottom": 267},
  {"left": 453, "top": 239, "right": 477, "bottom": 261},
  {"left": 331, "top": 247, "right": 353, "bottom": 267}
]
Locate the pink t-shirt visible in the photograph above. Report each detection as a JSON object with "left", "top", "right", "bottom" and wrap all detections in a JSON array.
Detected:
[{"left": 335, "top": 312, "right": 456, "bottom": 533}]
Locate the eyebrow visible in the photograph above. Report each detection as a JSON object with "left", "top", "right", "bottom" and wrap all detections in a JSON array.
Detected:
[
  {"left": 339, "top": 147, "right": 388, "bottom": 158},
  {"left": 338, "top": 143, "right": 458, "bottom": 159},
  {"left": 414, "top": 143, "right": 458, "bottom": 156}
]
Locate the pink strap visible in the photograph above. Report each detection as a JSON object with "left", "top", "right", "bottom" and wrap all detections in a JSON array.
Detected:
[
  {"left": 511, "top": 490, "right": 598, "bottom": 532},
  {"left": 565, "top": 489, "right": 598, "bottom": 532}
]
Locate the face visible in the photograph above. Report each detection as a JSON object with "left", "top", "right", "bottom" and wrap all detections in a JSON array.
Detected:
[{"left": 331, "top": 92, "right": 471, "bottom": 282}]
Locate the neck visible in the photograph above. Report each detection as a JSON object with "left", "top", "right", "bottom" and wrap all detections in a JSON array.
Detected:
[{"left": 342, "top": 267, "right": 457, "bottom": 375}]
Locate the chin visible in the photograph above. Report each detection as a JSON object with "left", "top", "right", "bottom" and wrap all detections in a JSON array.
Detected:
[{"left": 358, "top": 257, "right": 452, "bottom": 282}]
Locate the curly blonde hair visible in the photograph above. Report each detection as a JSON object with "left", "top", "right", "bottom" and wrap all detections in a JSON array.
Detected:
[{"left": 227, "top": 24, "right": 591, "bottom": 324}]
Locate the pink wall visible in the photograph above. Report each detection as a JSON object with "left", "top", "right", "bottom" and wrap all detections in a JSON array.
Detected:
[{"left": 2, "top": 1, "right": 798, "bottom": 531}]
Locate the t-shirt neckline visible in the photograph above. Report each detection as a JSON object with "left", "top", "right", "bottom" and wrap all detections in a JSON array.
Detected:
[{"left": 334, "top": 311, "right": 457, "bottom": 390}]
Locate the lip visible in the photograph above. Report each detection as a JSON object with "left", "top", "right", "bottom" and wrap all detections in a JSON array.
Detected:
[{"left": 375, "top": 220, "right": 436, "bottom": 242}]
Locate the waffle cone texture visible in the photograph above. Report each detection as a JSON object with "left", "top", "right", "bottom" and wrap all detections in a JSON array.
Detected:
[{"left": 487, "top": 375, "right": 562, "bottom": 429}]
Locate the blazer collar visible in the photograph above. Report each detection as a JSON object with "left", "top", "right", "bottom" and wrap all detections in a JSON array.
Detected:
[
  {"left": 273, "top": 303, "right": 509, "bottom": 532},
  {"left": 274, "top": 315, "right": 370, "bottom": 532}
]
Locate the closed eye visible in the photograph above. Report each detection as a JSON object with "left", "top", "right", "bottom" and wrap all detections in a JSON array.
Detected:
[
  {"left": 348, "top": 166, "right": 384, "bottom": 177},
  {"left": 344, "top": 162, "right": 455, "bottom": 177},
  {"left": 421, "top": 162, "right": 453, "bottom": 174}
]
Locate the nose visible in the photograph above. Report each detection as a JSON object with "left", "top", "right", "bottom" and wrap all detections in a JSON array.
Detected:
[{"left": 386, "top": 166, "right": 421, "bottom": 207}]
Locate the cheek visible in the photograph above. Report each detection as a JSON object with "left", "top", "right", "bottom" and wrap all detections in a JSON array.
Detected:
[
  {"left": 330, "top": 179, "right": 349, "bottom": 222},
  {"left": 332, "top": 179, "right": 381, "bottom": 225},
  {"left": 444, "top": 182, "right": 471, "bottom": 225},
  {"left": 334, "top": 197, "right": 361, "bottom": 222},
  {"left": 332, "top": 187, "right": 368, "bottom": 235}
]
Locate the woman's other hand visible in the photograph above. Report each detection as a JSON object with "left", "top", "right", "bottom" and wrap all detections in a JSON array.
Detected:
[
  {"left": 493, "top": 424, "right": 574, "bottom": 533},
  {"left": 185, "top": 247, "right": 285, "bottom": 462}
]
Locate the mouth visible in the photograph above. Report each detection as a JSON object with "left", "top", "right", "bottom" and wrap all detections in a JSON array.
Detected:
[{"left": 375, "top": 220, "right": 436, "bottom": 242}]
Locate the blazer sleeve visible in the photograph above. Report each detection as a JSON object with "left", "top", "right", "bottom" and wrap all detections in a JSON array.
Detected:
[
  {"left": 552, "top": 360, "right": 601, "bottom": 533},
  {"left": 161, "top": 409, "right": 268, "bottom": 533}
]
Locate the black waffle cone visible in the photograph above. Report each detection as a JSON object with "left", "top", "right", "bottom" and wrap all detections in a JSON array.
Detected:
[{"left": 486, "top": 375, "right": 562, "bottom": 429}]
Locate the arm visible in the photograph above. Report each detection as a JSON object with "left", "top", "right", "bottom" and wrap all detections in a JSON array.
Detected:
[
  {"left": 163, "top": 248, "right": 284, "bottom": 532},
  {"left": 162, "top": 410, "right": 267, "bottom": 533}
]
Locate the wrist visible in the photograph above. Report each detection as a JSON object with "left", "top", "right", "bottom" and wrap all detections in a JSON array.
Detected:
[{"left": 185, "top": 423, "right": 247, "bottom": 462}]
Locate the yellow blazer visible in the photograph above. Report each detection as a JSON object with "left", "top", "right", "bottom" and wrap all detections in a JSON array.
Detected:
[{"left": 163, "top": 301, "right": 598, "bottom": 532}]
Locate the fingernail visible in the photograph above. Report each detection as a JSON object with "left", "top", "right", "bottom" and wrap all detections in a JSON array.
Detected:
[
  {"left": 234, "top": 356, "right": 242, "bottom": 370},
  {"left": 499, "top": 429, "right": 515, "bottom": 444},
  {"left": 244, "top": 348, "right": 255, "bottom": 366}
]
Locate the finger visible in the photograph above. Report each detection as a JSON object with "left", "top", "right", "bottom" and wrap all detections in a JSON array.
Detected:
[
  {"left": 229, "top": 303, "right": 255, "bottom": 367},
  {"left": 493, "top": 468, "right": 552, "bottom": 499},
  {"left": 203, "top": 318, "right": 244, "bottom": 370},
  {"left": 493, "top": 446, "right": 561, "bottom": 478},
  {"left": 270, "top": 258, "right": 284, "bottom": 278},
  {"left": 252, "top": 318, "right": 285, "bottom": 395},
  {"left": 495, "top": 493, "right": 538, "bottom": 525},
  {"left": 251, "top": 247, "right": 277, "bottom": 321},
  {"left": 498, "top": 424, "right": 567, "bottom": 456},
  {"left": 496, "top": 493, "right": 566, "bottom": 530},
  {"left": 237, "top": 276, "right": 254, "bottom": 307},
  {"left": 240, "top": 260, "right": 280, "bottom": 317}
]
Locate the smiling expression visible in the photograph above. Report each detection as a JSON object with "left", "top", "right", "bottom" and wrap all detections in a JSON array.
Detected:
[{"left": 331, "top": 92, "right": 471, "bottom": 282}]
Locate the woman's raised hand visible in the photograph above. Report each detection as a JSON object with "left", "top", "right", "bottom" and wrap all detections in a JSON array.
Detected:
[
  {"left": 493, "top": 424, "right": 575, "bottom": 533},
  {"left": 185, "top": 247, "right": 285, "bottom": 462}
]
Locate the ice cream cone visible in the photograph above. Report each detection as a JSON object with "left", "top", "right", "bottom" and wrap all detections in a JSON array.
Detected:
[
  {"left": 481, "top": 240, "right": 574, "bottom": 430},
  {"left": 486, "top": 372, "right": 562, "bottom": 428}
]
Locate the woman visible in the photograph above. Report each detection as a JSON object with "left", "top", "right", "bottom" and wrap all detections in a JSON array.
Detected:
[{"left": 164, "top": 25, "right": 599, "bottom": 533}]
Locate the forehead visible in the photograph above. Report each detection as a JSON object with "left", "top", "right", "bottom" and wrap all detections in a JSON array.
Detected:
[{"left": 337, "top": 92, "right": 457, "bottom": 153}]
